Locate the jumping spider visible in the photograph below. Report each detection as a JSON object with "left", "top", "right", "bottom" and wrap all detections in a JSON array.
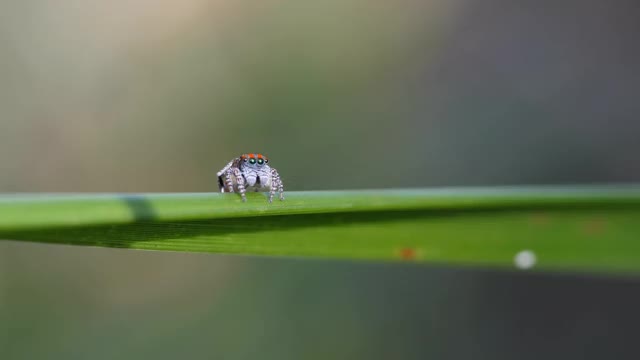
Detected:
[{"left": 216, "top": 153, "right": 284, "bottom": 203}]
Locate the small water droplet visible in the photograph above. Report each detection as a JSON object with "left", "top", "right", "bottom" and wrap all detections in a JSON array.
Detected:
[{"left": 514, "top": 250, "right": 537, "bottom": 270}]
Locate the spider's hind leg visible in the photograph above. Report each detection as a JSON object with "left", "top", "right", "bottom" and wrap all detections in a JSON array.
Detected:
[
  {"left": 218, "top": 176, "right": 225, "bottom": 193},
  {"left": 216, "top": 160, "right": 236, "bottom": 193},
  {"left": 224, "top": 170, "right": 235, "bottom": 193}
]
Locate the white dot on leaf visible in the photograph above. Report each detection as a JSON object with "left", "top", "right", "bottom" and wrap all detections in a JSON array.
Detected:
[{"left": 514, "top": 250, "right": 537, "bottom": 270}]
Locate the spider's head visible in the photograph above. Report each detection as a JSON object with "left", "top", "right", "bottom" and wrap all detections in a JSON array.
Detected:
[
  {"left": 240, "top": 153, "right": 270, "bottom": 169},
  {"left": 240, "top": 153, "right": 271, "bottom": 187}
]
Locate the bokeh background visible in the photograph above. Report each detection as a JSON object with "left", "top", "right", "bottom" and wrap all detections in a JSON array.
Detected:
[{"left": 2, "top": 0, "right": 640, "bottom": 358}]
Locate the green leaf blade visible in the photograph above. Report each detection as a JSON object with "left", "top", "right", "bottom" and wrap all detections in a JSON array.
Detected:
[{"left": 2, "top": 185, "right": 640, "bottom": 275}]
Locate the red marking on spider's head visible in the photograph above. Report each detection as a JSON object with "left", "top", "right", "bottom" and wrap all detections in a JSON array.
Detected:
[{"left": 240, "top": 153, "right": 269, "bottom": 162}]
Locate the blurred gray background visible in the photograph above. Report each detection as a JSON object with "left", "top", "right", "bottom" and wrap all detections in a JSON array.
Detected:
[{"left": 2, "top": 0, "right": 640, "bottom": 358}]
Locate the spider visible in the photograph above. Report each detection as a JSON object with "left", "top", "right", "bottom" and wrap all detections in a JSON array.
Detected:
[{"left": 216, "top": 153, "right": 284, "bottom": 203}]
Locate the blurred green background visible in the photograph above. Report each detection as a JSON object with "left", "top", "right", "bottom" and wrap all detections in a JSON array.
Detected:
[{"left": 2, "top": 0, "right": 640, "bottom": 358}]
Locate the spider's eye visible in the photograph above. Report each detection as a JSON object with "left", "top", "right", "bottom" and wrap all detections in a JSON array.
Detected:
[
  {"left": 257, "top": 158, "right": 264, "bottom": 165},
  {"left": 249, "top": 158, "right": 256, "bottom": 164}
]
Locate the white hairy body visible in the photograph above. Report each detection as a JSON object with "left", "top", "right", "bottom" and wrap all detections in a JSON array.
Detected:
[{"left": 216, "top": 153, "right": 284, "bottom": 203}]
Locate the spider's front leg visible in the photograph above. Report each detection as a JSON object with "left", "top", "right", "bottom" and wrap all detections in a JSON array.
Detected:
[
  {"left": 233, "top": 168, "right": 247, "bottom": 202},
  {"left": 269, "top": 167, "right": 285, "bottom": 203}
]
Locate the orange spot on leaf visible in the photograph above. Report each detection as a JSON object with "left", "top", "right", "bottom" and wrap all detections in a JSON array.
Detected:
[
  {"left": 583, "top": 218, "right": 607, "bottom": 235},
  {"left": 529, "top": 213, "right": 550, "bottom": 226},
  {"left": 399, "top": 247, "right": 417, "bottom": 260}
]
